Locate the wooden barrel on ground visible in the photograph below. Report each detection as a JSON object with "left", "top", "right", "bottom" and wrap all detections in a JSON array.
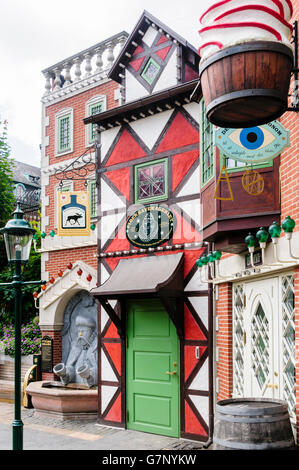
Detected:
[
  {"left": 199, "top": 41, "right": 294, "bottom": 128},
  {"left": 213, "top": 398, "right": 295, "bottom": 450}
]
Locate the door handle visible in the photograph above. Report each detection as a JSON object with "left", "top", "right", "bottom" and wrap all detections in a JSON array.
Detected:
[
  {"left": 266, "top": 384, "right": 278, "bottom": 389},
  {"left": 166, "top": 371, "right": 177, "bottom": 375}
]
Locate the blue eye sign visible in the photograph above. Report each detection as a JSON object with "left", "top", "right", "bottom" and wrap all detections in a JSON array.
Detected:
[{"left": 215, "top": 121, "right": 290, "bottom": 163}]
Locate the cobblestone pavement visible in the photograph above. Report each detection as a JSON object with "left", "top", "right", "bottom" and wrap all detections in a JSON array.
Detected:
[{"left": 0, "top": 401, "right": 210, "bottom": 451}]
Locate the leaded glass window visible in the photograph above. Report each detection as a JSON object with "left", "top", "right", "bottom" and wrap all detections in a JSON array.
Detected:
[
  {"left": 251, "top": 303, "right": 270, "bottom": 390},
  {"left": 282, "top": 275, "right": 296, "bottom": 421},
  {"left": 89, "top": 180, "right": 97, "bottom": 219},
  {"left": 200, "top": 99, "right": 215, "bottom": 187},
  {"left": 89, "top": 102, "right": 104, "bottom": 143},
  {"left": 141, "top": 58, "right": 161, "bottom": 85},
  {"left": 233, "top": 284, "right": 245, "bottom": 397},
  {"left": 135, "top": 158, "right": 168, "bottom": 204}
]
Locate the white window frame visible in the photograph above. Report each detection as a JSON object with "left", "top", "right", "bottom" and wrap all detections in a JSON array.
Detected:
[
  {"left": 54, "top": 180, "right": 74, "bottom": 228},
  {"left": 85, "top": 95, "right": 107, "bottom": 147},
  {"left": 55, "top": 107, "right": 74, "bottom": 157}
]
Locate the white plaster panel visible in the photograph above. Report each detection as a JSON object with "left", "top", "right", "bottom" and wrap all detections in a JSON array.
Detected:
[
  {"left": 101, "top": 385, "right": 118, "bottom": 414},
  {"left": 125, "top": 69, "right": 150, "bottom": 103},
  {"left": 153, "top": 48, "right": 177, "bottom": 93},
  {"left": 189, "top": 297, "right": 209, "bottom": 330},
  {"left": 101, "top": 178, "right": 126, "bottom": 212},
  {"left": 177, "top": 199, "right": 201, "bottom": 228},
  {"left": 183, "top": 102, "right": 200, "bottom": 124},
  {"left": 101, "top": 307, "right": 109, "bottom": 333},
  {"left": 101, "top": 127, "right": 121, "bottom": 162},
  {"left": 185, "top": 270, "right": 208, "bottom": 292},
  {"left": 177, "top": 164, "right": 200, "bottom": 197},
  {"left": 101, "top": 349, "right": 117, "bottom": 382},
  {"left": 189, "top": 395, "right": 209, "bottom": 426},
  {"left": 100, "top": 212, "right": 124, "bottom": 248},
  {"left": 129, "top": 110, "right": 173, "bottom": 150},
  {"left": 101, "top": 263, "right": 110, "bottom": 285},
  {"left": 142, "top": 26, "right": 158, "bottom": 47},
  {"left": 189, "top": 357, "right": 209, "bottom": 391}
]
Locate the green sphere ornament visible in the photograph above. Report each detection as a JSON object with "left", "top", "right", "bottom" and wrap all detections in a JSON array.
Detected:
[
  {"left": 245, "top": 233, "right": 256, "bottom": 248},
  {"left": 282, "top": 216, "right": 295, "bottom": 234},
  {"left": 213, "top": 251, "right": 222, "bottom": 261},
  {"left": 201, "top": 256, "right": 209, "bottom": 265},
  {"left": 256, "top": 227, "right": 269, "bottom": 244},
  {"left": 196, "top": 258, "right": 203, "bottom": 268},
  {"left": 50, "top": 230, "right": 55, "bottom": 238},
  {"left": 41, "top": 231, "right": 46, "bottom": 239},
  {"left": 268, "top": 221, "right": 282, "bottom": 239}
]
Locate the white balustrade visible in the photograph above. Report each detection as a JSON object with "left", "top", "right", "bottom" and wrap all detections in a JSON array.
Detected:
[{"left": 42, "top": 32, "right": 128, "bottom": 99}]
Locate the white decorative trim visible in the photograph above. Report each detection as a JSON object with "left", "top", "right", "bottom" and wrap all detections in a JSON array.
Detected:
[
  {"left": 39, "top": 260, "right": 97, "bottom": 331},
  {"left": 55, "top": 107, "right": 74, "bottom": 157},
  {"left": 40, "top": 230, "right": 97, "bottom": 252}
]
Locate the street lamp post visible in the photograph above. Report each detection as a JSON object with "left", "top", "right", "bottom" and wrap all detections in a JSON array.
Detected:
[{"left": 0, "top": 203, "right": 45, "bottom": 450}]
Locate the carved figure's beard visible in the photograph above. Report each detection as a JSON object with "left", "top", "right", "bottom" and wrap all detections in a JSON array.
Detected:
[{"left": 77, "top": 335, "right": 92, "bottom": 349}]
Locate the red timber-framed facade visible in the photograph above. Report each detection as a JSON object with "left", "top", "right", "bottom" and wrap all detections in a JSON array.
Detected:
[{"left": 84, "top": 11, "right": 213, "bottom": 442}]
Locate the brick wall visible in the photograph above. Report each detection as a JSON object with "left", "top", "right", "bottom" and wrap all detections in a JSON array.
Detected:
[
  {"left": 216, "top": 282, "right": 233, "bottom": 401},
  {"left": 45, "top": 246, "right": 97, "bottom": 280}
]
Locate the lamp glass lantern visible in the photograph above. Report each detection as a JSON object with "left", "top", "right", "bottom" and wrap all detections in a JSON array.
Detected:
[{"left": 0, "top": 204, "right": 35, "bottom": 266}]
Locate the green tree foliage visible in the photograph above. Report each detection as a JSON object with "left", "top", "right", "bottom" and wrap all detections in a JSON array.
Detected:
[{"left": 0, "top": 120, "right": 14, "bottom": 227}]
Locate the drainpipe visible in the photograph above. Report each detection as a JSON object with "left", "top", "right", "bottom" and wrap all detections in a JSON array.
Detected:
[{"left": 204, "top": 244, "right": 214, "bottom": 449}]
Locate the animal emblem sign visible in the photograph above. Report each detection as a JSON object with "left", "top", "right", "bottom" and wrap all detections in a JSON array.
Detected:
[
  {"left": 126, "top": 205, "right": 176, "bottom": 248},
  {"left": 215, "top": 121, "right": 290, "bottom": 164},
  {"left": 57, "top": 192, "right": 90, "bottom": 236}
]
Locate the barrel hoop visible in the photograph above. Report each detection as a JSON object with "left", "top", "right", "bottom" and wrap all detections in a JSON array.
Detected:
[
  {"left": 213, "top": 437, "right": 295, "bottom": 450},
  {"left": 215, "top": 412, "right": 290, "bottom": 424},
  {"left": 199, "top": 41, "right": 294, "bottom": 76},
  {"left": 206, "top": 88, "right": 286, "bottom": 113},
  {"left": 216, "top": 401, "right": 288, "bottom": 416}
]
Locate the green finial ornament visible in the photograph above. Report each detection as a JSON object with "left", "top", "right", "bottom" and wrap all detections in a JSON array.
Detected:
[
  {"left": 213, "top": 251, "right": 222, "bottom": 261},
  {"left": 245, "top": 233, "right": 256, "bottom": 248},
  {"left": 91, "top": 223, "right": 96, "bottom": 231},
  {"left": 256, "top": 227, "right": 269, "bottom": 244},
  {"left": 50, "top": 230, "right": 55, "bottom": 238},
  {"left": 200, "top": 256, "right": 209, "bottom": 265},
  {"left": 41, "top": 231, "right": 46, "bottom": 239},
  {"left": 268, "top": 221, "right": 282, "bottom": 239},
  {"left": 282, "top": 216, "right": 296, "bottom": 234},
  {"left": 196, "top": 258, "right": 203, "bottom": 268}
]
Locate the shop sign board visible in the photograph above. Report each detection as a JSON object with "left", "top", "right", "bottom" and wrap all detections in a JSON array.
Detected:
[
  {"left": 57, "top": 191, "right": 90, "bottom": 236},
  {"left": 215, "top": 120, "right": 290, "bottom": 164},
  {"left": 126, "top": 205, "right": 175, "bottom": 248}
]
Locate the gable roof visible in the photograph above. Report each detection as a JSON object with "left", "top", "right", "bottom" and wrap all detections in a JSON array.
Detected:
[
  {"left": 12, "top": 160, "right": 41, "bottom": 188},
  {"left": 109, "top": 10, "right": 199, "bottom": 84}
]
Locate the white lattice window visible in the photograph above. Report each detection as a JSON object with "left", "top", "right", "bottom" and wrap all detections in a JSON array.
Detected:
[
  {"left": 233, "top": 284, "right": 245, "bottom": 397},
  {"left": 281, "top": 275, "right": 296, "bottom": 421},
  {"left": 251, "top": 303, "right": 270, "bottom": 391}
]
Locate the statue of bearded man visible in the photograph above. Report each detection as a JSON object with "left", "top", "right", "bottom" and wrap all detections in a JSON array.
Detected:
[{"left": 53, "top": 314, "right": 98, "bottom": 388}]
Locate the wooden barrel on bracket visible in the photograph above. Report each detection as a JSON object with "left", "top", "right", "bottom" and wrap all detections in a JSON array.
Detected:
[
  {"left": 199, "top": 41, "right": 294, "bottom": 128},
  {"left": 213, "top": 398, "right": 295, "bottom": 450}
]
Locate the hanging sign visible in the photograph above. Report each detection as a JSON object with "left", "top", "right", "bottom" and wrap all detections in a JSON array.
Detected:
[
  {"left": 57, "top": 191, "right": 90, "bottom": 236},
  {"left": 215, "top": 120, "right": 290, "bottom": 164},
  {"left": 126, "top": 205, "right": 176, "bottom": 248}
]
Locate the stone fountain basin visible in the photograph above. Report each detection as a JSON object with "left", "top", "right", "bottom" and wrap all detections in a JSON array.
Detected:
[{"left": 26, "top": 381, "right": 98, "bottom": 420}]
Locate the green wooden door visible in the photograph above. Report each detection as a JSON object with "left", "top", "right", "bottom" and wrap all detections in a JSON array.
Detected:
[{"left": 126, "top": 299, "right": 180, "bottom": 438}]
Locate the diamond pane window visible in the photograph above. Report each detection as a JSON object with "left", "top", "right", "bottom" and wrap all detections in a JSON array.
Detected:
[
  {"left": 135, "top": 159, "right": 168, "bottom": 204},
  {"left": 233, "top": 285, "right": 245, "bottom": 397},
  {"left": 251, "top": 303, "right": 269, "bottom": 390},
  {"left": 282, "top": 275, "right": 296, "bottom": 421},
  {"left": 200, "top": 99, "right": 215, "bottom": 187},
  {"left": 59, "top": 115, "right": 71, "bottom": 152},
  {"left": 141, "top": 58, "right": 161, "bottom": 85}
]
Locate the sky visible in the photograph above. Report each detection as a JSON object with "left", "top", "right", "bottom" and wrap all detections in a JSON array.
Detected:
[{"left": 0, "top": 0, "right": 214, "bottom": 168}]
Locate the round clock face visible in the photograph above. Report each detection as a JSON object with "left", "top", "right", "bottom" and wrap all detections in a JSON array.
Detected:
[{"left": 126, "top": 205, "right": 176, "bottom": 248}]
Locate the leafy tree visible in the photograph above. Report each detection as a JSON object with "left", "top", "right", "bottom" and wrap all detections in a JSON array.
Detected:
[{"left": 0, "top": 120, "right": 14, "bottom": 227}]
